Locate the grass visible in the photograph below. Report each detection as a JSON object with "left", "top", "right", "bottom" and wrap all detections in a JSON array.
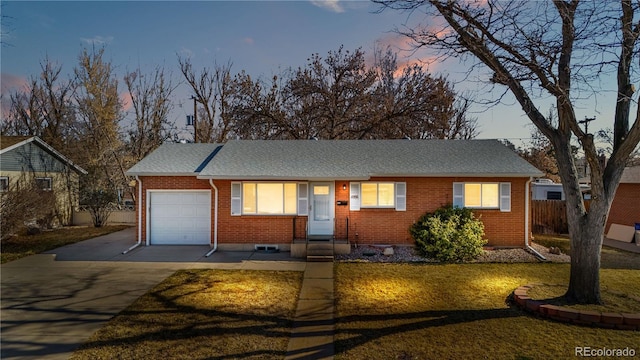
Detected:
[
  {"left": 70, "top": 269, "right": 303, "bottom": 360},
  {"left": 1, "top": 225, "right": 131, "bottom": 263},
  {"left": 527, "top": 284, "right": 640, "bottom": 313},
  {"left": 334, "top": 263, "right": 640, "bottom": 360},
  {"left": 533, "top": 234, "right": 640, "bottom": 269}
]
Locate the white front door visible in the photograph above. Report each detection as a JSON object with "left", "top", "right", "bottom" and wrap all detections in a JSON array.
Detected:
[{"left": 308, "top": 182, "right": 334, "bottom": 236}]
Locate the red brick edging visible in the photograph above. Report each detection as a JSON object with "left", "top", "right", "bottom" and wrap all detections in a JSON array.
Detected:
[{"left": 512, "top": 284, "right": 640, "bottom": 330}]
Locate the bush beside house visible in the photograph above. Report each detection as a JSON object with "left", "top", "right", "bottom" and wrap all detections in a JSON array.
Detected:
[{"left": 410, "top": 206, "right": 487, "bottom": 262}]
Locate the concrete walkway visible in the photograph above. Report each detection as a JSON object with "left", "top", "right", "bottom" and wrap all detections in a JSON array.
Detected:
[
  {"left": 285, "top": 262, "right": 335, "bottom": 360},
  {"left": 604, "top": 237, "right": 640, "bottom": 253}
]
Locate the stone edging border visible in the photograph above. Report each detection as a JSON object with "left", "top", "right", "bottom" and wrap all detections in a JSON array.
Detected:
[{"left": 512, "top": 284, "right": 640, "bottom": 331}]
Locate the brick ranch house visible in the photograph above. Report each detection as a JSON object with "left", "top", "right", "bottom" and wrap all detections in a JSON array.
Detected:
[{"left": 126, "top": 140, "right": 543, "bottom": 256}]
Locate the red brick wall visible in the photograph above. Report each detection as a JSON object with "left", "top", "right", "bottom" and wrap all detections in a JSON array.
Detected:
[
  {"left": 606, "top": 183, "right": 640, "bottom": 232},
  {"left": 138, "top": 176, "right": 531, "bottom": 247},
  {"left": 338, "top": 177, "right": 528, "bottom": 247},
  {"left": 138, "top": 176, "right": 213, "bottom": 243}
]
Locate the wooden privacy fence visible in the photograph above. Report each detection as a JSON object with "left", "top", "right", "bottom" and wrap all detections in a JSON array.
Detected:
[
  {"left": 73, "top": 209, "right": 136, "bottom": 226},
  {"left": 531, "top": 200, "right": 591, "bottom": 235}
]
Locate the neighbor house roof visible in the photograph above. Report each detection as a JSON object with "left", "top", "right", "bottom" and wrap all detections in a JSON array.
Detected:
[
  {"left": 0, "top": 136, "right": 88, "bottom": 175},
  {"left": 127, "top": 139, "right": 542, "bottom": 180},
  {"left": 126, "top": 143, "right": 222, "bottom": 176}
]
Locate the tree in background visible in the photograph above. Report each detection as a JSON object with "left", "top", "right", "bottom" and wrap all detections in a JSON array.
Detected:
[
  {"left": 124, "top": 66, "right": 177, "bottom": 163},
  {"left": 73, "top": 46, "right": 126, "bottom": 195},
  {"left": 2, "top": 58, "right": 77, "bottom": 152},
  {"left": 376, "top": 0, "right": 640, "bottom": 304},
  {"left": 206, "top": 46, "right": 477, "bottom": 140},
  {"left": 178, "top": 56, "right": 234, "bottom": 143}
]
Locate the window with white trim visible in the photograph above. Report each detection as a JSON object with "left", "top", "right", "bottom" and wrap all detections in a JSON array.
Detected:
[
  {"left": 0, "top": 177, "right": 8, "bottom": 192},
  {"left": 35, "top": 177, "right": 52, "bottom": 191},
  {"left": 350, "top": 182, "right": 406, "bottom": 211},
  {"left": 453, "top": 182, "right": 511, "bottom": 212},
  {"left": 231, "top": 182, "right": 302, "bottom": 215}
]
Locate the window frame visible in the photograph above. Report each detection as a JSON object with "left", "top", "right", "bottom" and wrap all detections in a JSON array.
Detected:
[
  {"left": 453, "top": 182, "right": 511, "bottom": 212},
  {"left": 35, "top": 177, "right": 52, "bottom": 191},
  {"left": 360, "top": 182, "right": 396, "bottom": 209},
  {"left": 232, "top": 181, "right": 299, "bottom": 216},
  {"left": 0, "top": 177, "right": 8, "bottom": 192}
]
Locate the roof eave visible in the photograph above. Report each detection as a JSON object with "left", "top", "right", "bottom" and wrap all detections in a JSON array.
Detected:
[
  {"left": 0, "top": 136, "right": 88, "bottom": 175},
  {"left": 126, "top": 172, "right": 202, "bottom": 177}
]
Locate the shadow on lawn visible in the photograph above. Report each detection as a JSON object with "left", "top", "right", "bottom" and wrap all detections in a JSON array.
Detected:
[
  {"left": 332, "top": 307, "right": 524, "bottom": 356},
  {"left": 69, "top": 283, "right": 525, "bottom": 360}
]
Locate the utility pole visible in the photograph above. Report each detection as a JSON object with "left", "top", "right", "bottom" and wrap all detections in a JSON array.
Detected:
[
  {"left": 191, "top": 96, "right": 198, "bottom": 143},
  {"left": 578, "top": 116, "right": 596, "bottom": 134}
]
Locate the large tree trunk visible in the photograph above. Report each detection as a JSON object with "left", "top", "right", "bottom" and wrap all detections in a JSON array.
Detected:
[{"left": 565, "top": 204, "right": 606, "bottom": 304}]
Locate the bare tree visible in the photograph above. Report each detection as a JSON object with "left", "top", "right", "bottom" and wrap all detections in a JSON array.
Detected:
[
  {"left": 3, "top": 58, "right": 77, "bottom": 151},
  {"left": 376, "top": 0, "right": 640, "bottom": 303},
  {"left": 178, "top": 56, "right": 234, "bottom": 143},
  {"left": 224, "top": 46, "right": 476, "bottom": 140},
  {"left": 124, "top": 66, "right": 177, "bottom": 162}
]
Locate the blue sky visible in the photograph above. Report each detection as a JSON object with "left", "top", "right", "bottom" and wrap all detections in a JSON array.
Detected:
[{"left": 0, "top": 1, "right": 618, "bottom": 145}]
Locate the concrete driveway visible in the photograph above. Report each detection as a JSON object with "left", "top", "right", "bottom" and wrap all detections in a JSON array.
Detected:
[{"left": 1, "top": 228, "right": 304, "bottom": 360}]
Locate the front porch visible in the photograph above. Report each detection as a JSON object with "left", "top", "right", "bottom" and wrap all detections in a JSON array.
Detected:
[{"left": 291, "top": 238, "right": 351, "bottom": 261}]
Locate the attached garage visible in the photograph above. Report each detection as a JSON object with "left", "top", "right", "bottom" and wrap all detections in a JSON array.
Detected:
[{"left": 148, "top": 190, "right": 211, "bottom": 245}]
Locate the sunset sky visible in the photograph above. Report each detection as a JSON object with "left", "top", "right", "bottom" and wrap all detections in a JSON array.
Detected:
[{"left": 1, "top": 1, "right": 618, "bottom": 145}]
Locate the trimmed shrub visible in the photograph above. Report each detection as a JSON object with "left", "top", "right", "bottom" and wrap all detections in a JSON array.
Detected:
[{"left": 410, "top": 205, "right": 487, "bottom": 262}]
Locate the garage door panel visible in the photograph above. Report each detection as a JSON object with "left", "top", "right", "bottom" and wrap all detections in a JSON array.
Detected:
[{"left": 149, "top": 191, "right": 211, "bottom": 245}]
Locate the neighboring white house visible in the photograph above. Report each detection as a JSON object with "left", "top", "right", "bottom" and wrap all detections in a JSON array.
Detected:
[{"left": 531, "top": 178, "right": 591, "bottom": 200}]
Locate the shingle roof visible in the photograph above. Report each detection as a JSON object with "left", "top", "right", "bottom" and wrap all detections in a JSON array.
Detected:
[
  {"left": 198, "top": 139, "right": 541, "bottom": 179},
  {"left": 0, "top": 136, "right": 87, "bottom": 175},
  {"left": 126, "top": 143, "right": 222, "bottom": 176},
  {"left": 127, "top": 139, "right": 542, "bottom": 179}
]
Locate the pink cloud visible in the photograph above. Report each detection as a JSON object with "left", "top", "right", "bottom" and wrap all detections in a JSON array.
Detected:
[
  {"left": 120, "top": 91, "right": 133, "bottom": 112},
  {"left": 1, "top": 73, "right": 29, "bottom": 95},
  {"left": 243, "top": 37, "right": 254, "bottom": 45},
  {"left": 370, "top": 34, "right": 443, "bottom": 77}
]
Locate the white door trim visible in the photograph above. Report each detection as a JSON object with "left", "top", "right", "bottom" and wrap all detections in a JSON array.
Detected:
[
  {"left": 146, "top": 189, "right": 211, "bottom": 245},
  {"left": 308, "top": 182, "right": 335, "bottom": 236}
]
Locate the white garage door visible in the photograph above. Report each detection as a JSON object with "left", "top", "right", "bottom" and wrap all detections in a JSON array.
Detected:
[{"left": 149, "top": 191, "right": 211, "bottom": 245}]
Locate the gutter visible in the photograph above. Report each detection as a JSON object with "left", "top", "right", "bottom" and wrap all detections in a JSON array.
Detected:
[
  {"left": 205, "top": 179, "right": 218, "bottom": 257},
  {"left": 524, "top": 176, "right": 547, "bottom": 261},
  {"left": 123, "top": 176, "right": 143, "bottom": 254}
]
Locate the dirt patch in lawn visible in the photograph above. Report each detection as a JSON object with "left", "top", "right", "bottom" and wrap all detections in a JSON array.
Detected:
[
  {"left": 335, "top": 263, "right": 639, "bottom": 360},
  {"left": 71, "top": 269, "right": 303, "bottom": 360}
]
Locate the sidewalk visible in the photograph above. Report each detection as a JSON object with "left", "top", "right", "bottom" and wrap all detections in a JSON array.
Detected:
[
  {"left": 286, "top": 262, "right": 335, "bottom": 360},
  {"left": 604, "top": 237, "right": 640, "bottom": 253}
]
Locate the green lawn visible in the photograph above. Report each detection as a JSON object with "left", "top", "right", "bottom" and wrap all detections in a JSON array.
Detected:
[
  {"left": 335, "top": 263, "right": 640, "bottom": 360},
  {"left": 1, "top": 225, "right": 131, "bottom": 263},
  {"left": 70, "top": 269, "right": 303, "bottom": 360}
]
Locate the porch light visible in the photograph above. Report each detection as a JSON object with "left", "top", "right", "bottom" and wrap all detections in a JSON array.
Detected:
[{"left": 343, "top": 183, "right": 347, "bottom": 190}]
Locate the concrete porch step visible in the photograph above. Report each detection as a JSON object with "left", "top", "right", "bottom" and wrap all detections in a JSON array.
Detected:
[
  {"left": 307, "top": 243, "right": 333, "bottom": 251},
  {"left": 306, "top": 255, "right": 334, "bottom": 262},
  {"left": 307, "top": 248, "right": 333, "bottom": 256}
]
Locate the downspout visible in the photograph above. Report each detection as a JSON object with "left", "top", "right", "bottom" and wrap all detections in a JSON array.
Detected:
[
  {"left": 123, "top": 176, "right": 143, "bottom": 254},
  {"left": 525, "top": 176, "right": 547, "bottom": 261},
  {"left": 205, "top": 178, "right": 218, "bottom": 257}
]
